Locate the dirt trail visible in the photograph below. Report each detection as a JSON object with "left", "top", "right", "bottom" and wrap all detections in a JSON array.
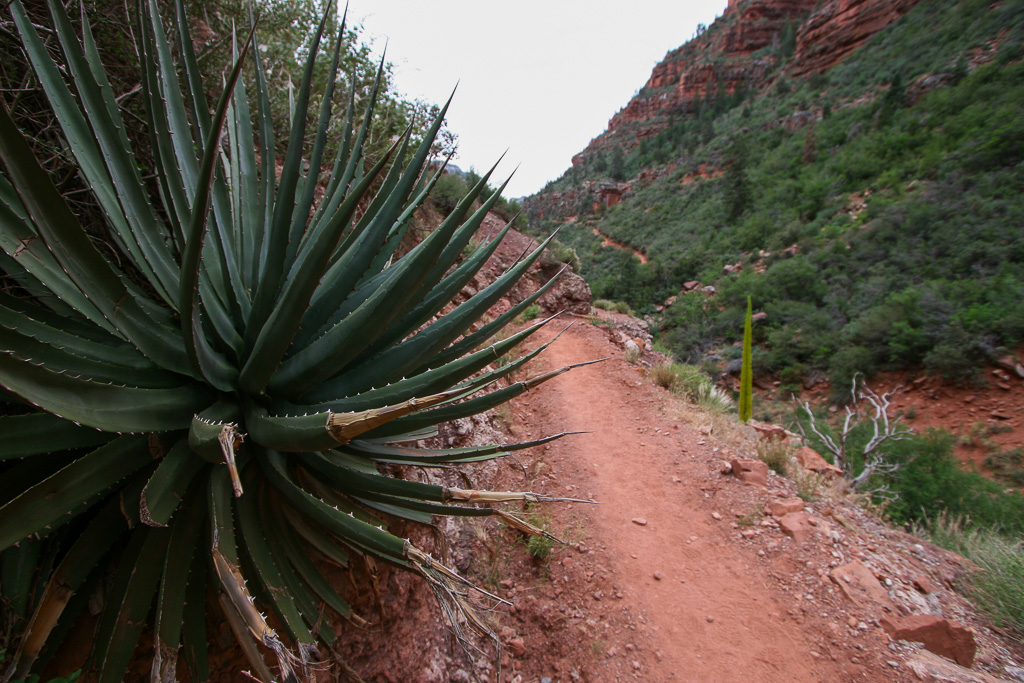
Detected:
[
  {"left": 591, "top": 227, "right": 648, "bottom": 264},
  {"left": 512, "top": 319, "right": 884, "bottom": 682}
]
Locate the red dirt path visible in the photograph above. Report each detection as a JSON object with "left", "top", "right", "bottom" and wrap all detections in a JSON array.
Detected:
[{"left": 499, "top": 319, "right": 897, "bottom": 682}]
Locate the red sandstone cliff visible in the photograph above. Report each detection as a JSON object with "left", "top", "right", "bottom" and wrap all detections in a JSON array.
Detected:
[
  {"left": 573, "top": 0, "right": 926, "bottom": 164},
  {"left": 790, "top": 0, "right": 928, "bottom": 77},
  {"left": 585, "top": 0, "right": 818, "bottom": 158}
]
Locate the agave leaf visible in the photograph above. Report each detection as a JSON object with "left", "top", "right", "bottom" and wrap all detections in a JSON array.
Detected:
[
  {"left": 92, "top": 525, "right": 171, "bottom": 683},
  {"left": 431, "top": 269, "right": 565, "bottom": 371},
  {"left": 235, "top": 468, "right": 317, "bottom": 650},
  {"left": 295, "top": 96, "right": 456, "bottom": 345},
  {"left": 293, "top": 131, "right": 414, "bottom": 350},
  {"left": 134, "top": 6, "right": 186, "bottom": 251},
  {"left": 297, "top": 450, "right": 447, "bottom": 502},
  {"left": 151, "top": 490, "right": 204, "bottom": 682},
  {"left": 280, "top": 505, "right": 350, "bottom": 569},
  {"left": 247, "top": 388, "right": 462, "bottom": 452},
  {"left": 141, "top": 438, "right": 207, "bottom": 527},
  {"left": 0, "top": 540, "right": 41, "bottom": 620},
  {"left": 0, "top": 103, "right": 192, "bottom": 374},
  {"left": 349, "top": 185, "right": 513, "bottom": 366},
  {"left": 0, "top": 413, "right": 112, "bottom": 459},
  {"left": 366, "top": 359, "right": 604, "bottom": 439},
  {"left": 215, "top": 591, "right": 278, "bottom": 683},
  {"left": 0, "top": 350, "right": 211, "bottom": 433},
  {"left": 213, "top": 537, "right": 299, "bottom": 683},
  {"left": 0, "top": 325, "right": 181, "bottom": 389},
  {"left": 181, "top": 549, "right": 210, "bottom": 683},
  {"left": 0, "top": 295, "right": 164, "bottom": 370},
  {"left": 237, "top": 143, "right": 396, "bottom": 395},
  {"left": 0, "top": 453, "right": 75, "bottom": 509},
  {"left": 354, "top": 491, "right": 497, "bottom": 521},
  {"left": 301, "top": 314, "right": 557, "bottom": 411},
  {"left": 177, "top": 19, "right": 254, "bottom": 390},
  {"left": 171, "top": 3, "right": 245, "bottom": 310},
  {"left": 172, "top": 0, "right": 250, "bottom": 323},
  {"left": 353, "top": 497, "right": 434, "bottom": 525},
  {"left": 358, "top": 142, "right": 452, "bottom": 279},
  {"left": 309, "top": 75, "right": 355, "bottom": 230},
  {"left": 246, "top": 4, "right": 333, "bottom": 343},
  {"left": 262, "top": 497, "right": 350, "bottom": 619},
  {"left": 6, "top": 497, "right": 129, "bottom": 680},
  {"left": 344, "top": 431, "right": 579, "bottom": 465},
  {"left": 138, "top": 0, "right": 198, "bottom": 209},
  {"left": 262, "top": 450, "right": 407, "bottom": 562},
  {"left": 225, "top": 26, "right": 260, "bottom": 294},
  {"left": 246, "top": 14, "right": 277, "bottom": 292},
  {"left": 333, "top": 233, "right": 562, "bottom": 400},
  {"left": 11, "top": 0, "right": 177, "bottom": 304},
  {"left": 270, "top": 189, "right": 472, "bottom": 396},
  {"left": 335, "top": 54, "right": 385, "bottom": 186},
  {"left": 0, "top": 180, "right": 118, "bottom": 333},
  {"left": 285, "top": 9, "right": 348, "bottom": 267},
  {"left": 208, "top": 465, "right": 239, "bottom": 564},
  {"left": 256, "top": 515, "right": 336, "bottom": 646},
  {"left": 0, "top": 434, "right": 154, "bottom": 551}
]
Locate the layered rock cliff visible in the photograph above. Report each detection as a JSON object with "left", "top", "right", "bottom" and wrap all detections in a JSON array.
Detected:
[
  {"left": 583, "top": 0, "right": 816, "bottom": 157},
  {"left": 790, "top": 0, "right": 928, "bottom": 76},
  {"left": 568, "top": 0, "right": 926, "bottom": 167}
]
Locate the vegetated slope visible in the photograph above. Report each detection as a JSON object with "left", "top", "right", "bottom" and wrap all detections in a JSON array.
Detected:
[{"left": 526, "top": 0, "right": 1024, "bottom": 401}]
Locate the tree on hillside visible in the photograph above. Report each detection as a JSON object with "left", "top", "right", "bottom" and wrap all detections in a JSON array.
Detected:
[
  {"left": 609, "top": 145, "right": 626, "bottom": 181},
  {"left": 722, "top": 136, "right": 751, "bottom": 223},
  {"left": 803, "top": 120, "right": 818, "bottom": 164}
]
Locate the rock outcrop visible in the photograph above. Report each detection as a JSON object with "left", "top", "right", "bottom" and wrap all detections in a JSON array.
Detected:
[
  {"left": 881, "top": 615, "right": 978, "bottom": 667},
  {"left": 592, "top": 0, "right": 819, "bottom": 156},
  {"left": 534, "top": 0, "right": 929, "bottom": 203},
  {"left": 790, "top": 0, "right": 928, "bottom": 77}
]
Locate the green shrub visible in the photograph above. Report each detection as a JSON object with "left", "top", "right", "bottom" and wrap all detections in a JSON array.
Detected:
[
  {"left": 520, "top": 304, "right": 542, "bottom": 322},
  {"left": 924, "top": 323, "right": 985, "bottom": 385},
  {"left": 828, "top": 346, "right": 877, "bottom": 403},
  {"left": 527, "top": 533, "right": 554, "bottom": 562},
  {"left": 542, "top": 238, "right": 582, "bottom": 273},
  {"left": 432, "top": 172, "right": 470, "bottom": 214},
  {"left": 614, "top": 301, "right": 635, "bottom": 315},
  {"left": 883, "top": 431, "right": 1024, "bottom": 533}
]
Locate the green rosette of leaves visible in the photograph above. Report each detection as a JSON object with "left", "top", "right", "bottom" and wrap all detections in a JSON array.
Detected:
[{"left": 0, "top": 2, "right": 587, "bottom": 680}]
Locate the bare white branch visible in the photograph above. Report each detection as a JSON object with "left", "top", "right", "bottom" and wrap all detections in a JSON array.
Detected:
[{"left": 796, "top": 374, "right": 914, "bottom": 494}]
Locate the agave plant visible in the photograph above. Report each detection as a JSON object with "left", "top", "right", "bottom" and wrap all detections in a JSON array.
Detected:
[{"left": 0, "top": 1, "right": 587, "bottom": 680}]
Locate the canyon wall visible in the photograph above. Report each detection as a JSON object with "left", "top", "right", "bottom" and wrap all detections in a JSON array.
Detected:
[{"left": 572, "top": 0, "right": 926, "bottom": 164}]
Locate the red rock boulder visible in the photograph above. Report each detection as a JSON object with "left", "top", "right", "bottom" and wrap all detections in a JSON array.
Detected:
[
  {"left": 881, "top": 615, "right": 977, "bottom": 667},
  {"left": 730, "top": 459, "right": 768, "bottom": 487},
  {"left": 793, "top": 446, "right": 844, "bottom": 479}
]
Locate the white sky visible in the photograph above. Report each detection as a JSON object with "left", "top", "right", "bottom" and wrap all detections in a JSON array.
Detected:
[{"left": 342, "top": 1, "right": 729, "bottom": 198}]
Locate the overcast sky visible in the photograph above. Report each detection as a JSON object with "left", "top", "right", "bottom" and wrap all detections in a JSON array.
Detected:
[{"left": 342, "top": 2, "right": 729, "bottom": 198}]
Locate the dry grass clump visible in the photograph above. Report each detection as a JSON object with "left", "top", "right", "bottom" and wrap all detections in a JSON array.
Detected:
[
  {"left": 923, "top": 513, "right": 1024, "bottom": 638},
  {"left": 651, "top": 363, "right": 733, "bottom": 415},
  {"left": 757, "top": 439, "right": 792, "bottom": 477}
]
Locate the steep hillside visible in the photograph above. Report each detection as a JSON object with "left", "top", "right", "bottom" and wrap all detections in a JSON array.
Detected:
[{"left": 526, "top": 0, "right": 1024, "bottom": 408}]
